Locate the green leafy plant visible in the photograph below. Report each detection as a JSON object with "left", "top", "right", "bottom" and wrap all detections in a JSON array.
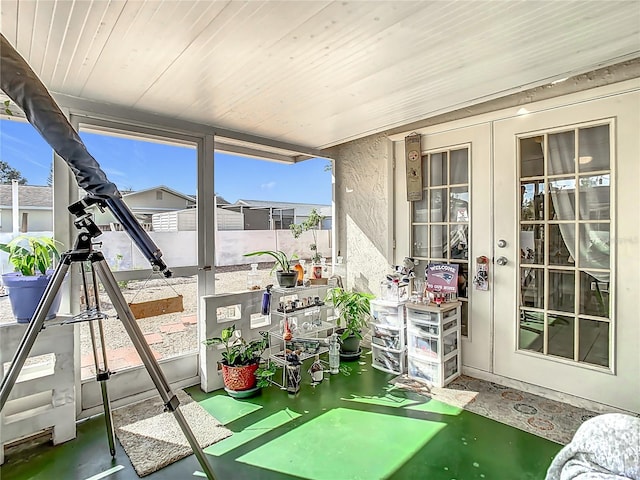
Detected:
[
  {"left": 289, "top": 208, "right": 326, "bottom": 263},
  {"left": 255, "top": 362, "right": 277, "bottom": 388},
  {"left": 326, "top": 287, "right": 374, "bottom": 340},
  {"left": 244, "top": 250, "right": 295, "bottom": 273},
  {"left": 203, "top": 325, "right": 268, "bottom": 366},
  {"left": 0, "top": 235, "right": 60, "bottom": 276}
]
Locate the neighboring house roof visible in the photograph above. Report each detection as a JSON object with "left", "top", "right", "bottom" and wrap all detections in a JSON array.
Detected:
[
  {"left": 0, "top": 184, "right": 52, "bottom": 208},
  {"left": 232, "top": 199, "right": 331, "bottom": 216},
  {"left": 122, "top": 185, "right": 196, "bottom": 204}
]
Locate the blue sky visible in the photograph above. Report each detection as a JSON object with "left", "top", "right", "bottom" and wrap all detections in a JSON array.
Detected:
[{"left": 0, "top": 119, "right": 332, "bottom": 204}]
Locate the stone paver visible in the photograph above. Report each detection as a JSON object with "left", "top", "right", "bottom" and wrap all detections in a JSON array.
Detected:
[{"left": 160, "top": 323, "right": 186, "bottom": 334}]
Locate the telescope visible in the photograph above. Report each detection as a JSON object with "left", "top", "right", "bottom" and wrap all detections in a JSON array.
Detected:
[
  {"left": 0, "top": 34, "right": 215, "bottom": 478},
  {"left": 0, "top": 33, "right": 170, "bottom": 277}
]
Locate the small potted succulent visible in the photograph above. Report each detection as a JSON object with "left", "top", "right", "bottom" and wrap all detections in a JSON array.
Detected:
[
  {"left": 0, "top": 235, "right": 62, "bottom": 323},
  {"left": 244, "top": 250, "right": 298, "bottom": 288},
  {"left": 203, "top": 325, "right": 268, "bottom": 396}
]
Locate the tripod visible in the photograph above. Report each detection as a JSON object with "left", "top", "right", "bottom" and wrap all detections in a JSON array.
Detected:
[{"left": 0, "top": 217, "right": 216, "bottom": 479}]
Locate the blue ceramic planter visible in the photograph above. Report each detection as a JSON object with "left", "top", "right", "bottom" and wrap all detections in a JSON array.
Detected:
[{"left": 2, "top": 272, "right": 62, "bottom": 323}]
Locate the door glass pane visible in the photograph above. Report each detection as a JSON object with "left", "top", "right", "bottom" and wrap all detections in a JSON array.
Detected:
[
  {"left": 421, "top": 154, "right": 429, "bottom": 188},
  {"left": 521, "top": 181, "right": 544, "bottom": 220},
  {"left": 579, "top": 224, "right": 609, "bottom": 270},
  {"left": 579, "top": 271, "right": 609, "bottom": 318},
  {"left": 548, "top": 270, "right": 574, "bottom": 313},
  {"left": 548, "top": 314, "right": 574, "bottom": 359},
  {"left": 450, "top": 186, "right": 469, "bottom": 222},
  {"left": 430, "top": 225, "right": 447, "bottom": 258},
  {"left": 520, "top": 224, "right": 543, "bottom": 264},
  {"left": 548, "top": 224, "right": 573, "bottom": 266},
  {"left": 548, "top": 131, "right": 575, "bottom": 175},
  {"left": 460, "top": 300, "right": 469, "bottom": 337},
  {"left": 430, "top": 189, "right": 446, "bottom": 222},
  {"left": 579, "top": 319, "right": 609, "bottom": 367},
  {"left": 412, "top": 196, "right": 428, "bottom": 223},
  {"left": 430, "top": 152, "right": 447, "bottom": 186},
  {"left": 450, "top": 149, "right": 468, "bottom": 184},
  {"left": 521, "top": 268, "right": 544, "bottom": 309},
  {"left": 449, "top": 225, "right": 468, "bottom": 260},
  {"left": 579, "top": 175, "right": 610, "bottom": 220},
  {"left": 412, "top": 225, "right": 428, "bottom": 257},
  {"left": 520, "top": 137, "right": 544, "bottom": 177},
  {"left": 457, "top": 263, "right": 469, "bottom": 298},
  {"left": 519, "top": 311, "right": 544, "bottom": 351},
  {"left": 578, "top": 125, "right": 609, "bottom": 173},
  {"left": 549, "top": 178, "right": 575, "bottom": 220}
]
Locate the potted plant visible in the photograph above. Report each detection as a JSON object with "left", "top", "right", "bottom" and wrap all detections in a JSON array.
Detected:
[
  {"left": 203, "top": 325, "right": 268, "bottom": 396},
  {"left": 255, "top": 362, "right": 277, "bottom": 388},
  {"left": 244, "top": 250, "right": 298, "bottom": 288},
  {"left": 326, "top": 287, "right": 374, "bottom": 357},
  {"left": 0, "top": 235, "right": 62, "bottom": 323},
  {"left": 289, "top": 208, "right": 326, "bottom": 264}
]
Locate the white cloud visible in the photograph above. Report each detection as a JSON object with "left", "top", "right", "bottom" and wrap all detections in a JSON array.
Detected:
[{"left": 261, "top": 181, "right": 276, "bottom": 190}]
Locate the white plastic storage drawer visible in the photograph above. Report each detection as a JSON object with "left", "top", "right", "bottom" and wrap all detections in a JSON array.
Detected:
[
  {"left": 442, "top": 330, "right": 458, "bottom": 356},
  {"left": 407, "top": 356, "right": 440, "bottom": 385},
  {"left": 443, "top": 354, "right": 459, "bottom": 381},
  {"left": 442, "top": 316, "right": 458, "bottom": 333},
  {"left": 372, "top": 324, "right": 403, "bottom": 350},
  {"left": 409, "top": 306, "right": 457, "bottom": 323},
  {"left": 370, "top": 301, "right": 405, "bottom": 327},
  {"left": 407, "top": 330, "right": 439, "bottom": 359},
  {"left": 410, "top": 321, "right": 440, "bottom": 337},
  {"left": 372, "top": 345, "right": 406, "bottom": 374}
]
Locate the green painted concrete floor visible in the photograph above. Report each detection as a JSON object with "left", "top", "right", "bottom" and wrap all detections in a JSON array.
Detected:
[{"left": 1, "top": 353, "right": 562, "bottom": 479}]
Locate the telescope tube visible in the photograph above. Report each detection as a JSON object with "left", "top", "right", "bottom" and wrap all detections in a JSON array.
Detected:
[{"left": 0, "top": 34, "right": 169, "bottom": 275}]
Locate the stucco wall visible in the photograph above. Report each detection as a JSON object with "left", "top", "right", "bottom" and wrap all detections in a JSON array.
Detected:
[{"left": 327, "top": 133, "right": 391, "bottom": 294}]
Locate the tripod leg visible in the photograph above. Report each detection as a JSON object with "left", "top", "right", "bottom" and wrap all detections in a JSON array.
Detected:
[
  {"left": 92, "top": 259, "right": 216, "bottom": 480},
  {"left": 0, "top": 259, "right": 71, "bottom": 411},
  {"left": 83, "top": 265, "right": 116, "bottom": 457},
  {"left": 100, "top": 376, "right": 116, "bottom": 457}
]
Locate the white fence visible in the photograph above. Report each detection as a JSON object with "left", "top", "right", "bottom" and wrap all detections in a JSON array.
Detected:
[{"left": 0, "top": 230, "right": 332, "bottom": 273}]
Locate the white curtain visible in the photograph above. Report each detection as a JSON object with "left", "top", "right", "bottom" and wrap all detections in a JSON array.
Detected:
[{"left": 547, "top": 132, "right": 610, "bottom": 283}]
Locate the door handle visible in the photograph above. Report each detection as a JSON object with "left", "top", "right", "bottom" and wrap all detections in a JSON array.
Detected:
[{"left": 496, "top": 256, "right": 508, "bottom": 266}]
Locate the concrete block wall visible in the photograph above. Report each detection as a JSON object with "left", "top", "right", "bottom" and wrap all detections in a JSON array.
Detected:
[{"left": 0, "top": 322, "right": 76, "bottom": 464}]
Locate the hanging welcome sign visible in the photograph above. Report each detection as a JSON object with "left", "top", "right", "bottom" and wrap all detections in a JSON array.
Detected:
[{"left": 425, "top": 263, "right": 459, "bottom": 294}]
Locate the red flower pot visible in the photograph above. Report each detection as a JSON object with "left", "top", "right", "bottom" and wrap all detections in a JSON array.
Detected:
[{"left": 221, "top": 363, "right": 259, "bottom": 391}]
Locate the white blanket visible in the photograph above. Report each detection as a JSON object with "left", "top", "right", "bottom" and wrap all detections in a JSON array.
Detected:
[{"left": 546, "top": 413, "right": 640, "bottom": 480}]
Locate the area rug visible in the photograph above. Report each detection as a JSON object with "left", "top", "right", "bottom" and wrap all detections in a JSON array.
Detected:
[
  {"left": 391, "top": 374, "right": 600, "bottom": 445},
  {"left": 112, "top": 390, "right": 232, "bottom": 477}
]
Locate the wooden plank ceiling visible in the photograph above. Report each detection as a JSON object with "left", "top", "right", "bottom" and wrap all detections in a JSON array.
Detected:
[{"left": 1, "top": 0, "right": 639, "bottom": 150}]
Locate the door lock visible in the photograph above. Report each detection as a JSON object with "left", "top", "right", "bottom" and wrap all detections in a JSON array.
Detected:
[
  {"left": 497, "top": 239, "right": 507, "bottom": 248},
  {"left": 496, "top": 256, "right": 508, "bottom": 266}
]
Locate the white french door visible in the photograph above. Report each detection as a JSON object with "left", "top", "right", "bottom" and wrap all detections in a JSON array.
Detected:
[
  {"left": 406, "top": 123, "right": 493, "bottom": 372},
  {"left": 493, "top": 90, "right": 640, "bottom": 412}
]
